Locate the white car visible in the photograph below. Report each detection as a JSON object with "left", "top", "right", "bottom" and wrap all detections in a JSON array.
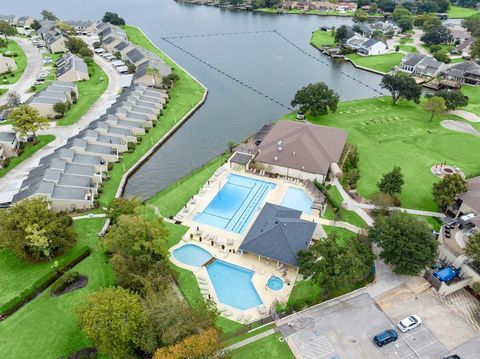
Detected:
[{"left": 397, "top": 315, "right": 422, "bottom": 333}]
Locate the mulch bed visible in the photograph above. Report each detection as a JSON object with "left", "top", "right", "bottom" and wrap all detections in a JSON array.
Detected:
[{"left": 51, "top": 276, "right": 89, "bottom": 297}]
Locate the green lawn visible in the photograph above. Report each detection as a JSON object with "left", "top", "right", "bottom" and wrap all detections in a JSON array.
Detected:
[
  {"left": 56, "top": 61, "right": 108, "bottom": 126},
  {"left": 287, "top": 279, "right": 322, "bottom": 308},
  {"left": 323, "top": 205, "right": 366, "bottom": 228},
  {"left": 287, "top": 97, "right": 480, "bottom": 211},
  {"left": 346, "top": 53, "right": 403, "bottom": 74},
  {"left": 230, "top": 332, "right": 294, "bottom": 359},
  {"left": 222, "top": 324, "right": 275, "bottom": 347},
  {"left": 310, "top": 29, "right": 335, "bottom": 48},
  {"left": 146, "top": 154, "right": 227, "bottom": 218},
  {"left": 0, "top": 88, "right": 7, "bottom": 96},
  {"left": 0, "top": 40, "right": 27, "bottom": 85},
  {"left": 323, "top": 225, "right": 358, "bottom": 246},
  {"left": 0, "top": 218, "right": 115, "bottom": 359},
  {"left": 164, "top": 222, "right": 244, "bottom": 336},
  {"left": 399, "top": 45, "right": 417, "bottom": 53},
  {"left": 98, "top": 25, "right": 205, "bottom": 208},
  {"left": 448, "top": 5, "right": 479, "bottom": 19},
  {"left": 0, "top": 135, "right": 55, "bottom": 178},
  {"left": 399, "top": 37, "right": 413, "bottom": 45},
  {"left": 460, "top": 85, "right": 480, "bottom": 116},
  {"left": 450, "top": 57, "right": 465, "bottom": 64}
]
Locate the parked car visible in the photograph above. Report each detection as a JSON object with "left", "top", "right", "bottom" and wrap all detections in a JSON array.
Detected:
[
  {"left": 443, "top": 355, "right": 461, "bottom": 359},
  {"left": 373, "top": 329, "right": 398, "bottom": 347},
  {"left": 296, "top": 112, "right": 305, "bottom": 120},
  {"left": 397, "top": 315, "right": 422, "bottom": 332}
]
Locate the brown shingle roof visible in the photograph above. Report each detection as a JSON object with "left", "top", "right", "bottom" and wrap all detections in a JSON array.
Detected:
[{"left": 254, "top": 121, "right": 347, "bottom": 175}]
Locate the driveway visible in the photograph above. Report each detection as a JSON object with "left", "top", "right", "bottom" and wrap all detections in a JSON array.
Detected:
[
  {"left": 0, "top": 54, "right": 124, "bottom": 198},
  {"left": 0, "top": 37, "right": 43, "bottom": 106}
]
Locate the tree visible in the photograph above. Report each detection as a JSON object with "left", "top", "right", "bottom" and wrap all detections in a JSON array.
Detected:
[
  {"left": 466, "top": 232, "right": 480, "bottom": 262},
  {"left": 298, "top": 234, "right": 374, "bottom": 297},
  {"left": 421, "top": 25, "right": 454, "bottom": 45},
  {"left": 371, "top": 29, "right": 385, "bottom": 41},
  {"left": 66, "top": 36, "right": 89, "bottom": 54},
  {"left": 377, "top": 166, "right": 404, "bottom": 196},
  {"left": 432, "top": 48, "right": 450, "bottom": 63},
  {"left": 78, "top": 46, "right": 93, "bottom": 58},
  {"left": 335, "top": 25, "right": 349, "bottom": 44},
  {"left": 471, "top": 37, "right": 480, "bottom": 59},
  {"left": 418, "top": 0, "right": 439, "bottom": 13},
  {"left": 393, "top": 8, "right": 413, "bottom": 22},
  {"left": 432, "top": 173, "right": 468, "bottom": 209},
  {"left": 31, "top": 19, "right": 41, "bottom": 31},
  {"left": 102, "top": 12, "right": 126, "bottom": 26},
  {"left": 8, "top": 105, "right": 50, "bottom": 144},
  {"left": 380, "top": 73, "right": 422, "bottom": 105},
  {"left": 0, "top": 21, "right": 17, "bottom": 39},
  {"left": 53, "top": 101, "right": 68, "bottom": 117},
  {"left": 56, "top": 21, "right": 76, "bottom": 35},
  {"left": 368, "top": 3, "right": 378, "bottom": 14},
  {"left": 463, "top": 14, "right": 480, "bottom": 37},
  {"left": 436, "top": 89, "right": 468, "bottom": 110},
  {"left": 398, "top": 15, "right": 414, "bottom": 32},
  {"left": 0, "top": 198, "right": 77, "bottom": 261},
  {"left": 353, "top": 9, "right": 369, "bottom": 23},
  {"left": 5, "top": 91, "right": 21, "bottom": 112},
  {"left": 153, "top": 328, "right": 221, "bottom": 359},
  {"left": 146, "top": 66, "right": 162, "bottom": 88},
  {"left": 377, "top": 0, "right": 396, "bottom": 12},
  {"left": 369, "top": 211, "right": 438, "bottom": 275},
  {"left": 104, "top": 215, "right": 172, "bottom": 294},
  {"left": 41, "top": 10, "right": 58, "bottom": 21},
  {"left": 432, "top": 0, "right": 450, "bottom": 13},
  {"left": 137, "top": 290, "right": 215, "bottom": 354},
  {"left": 107, "top": 197, "right": 141, "bottom": 223},
  {"left": 423, "top": 96, "right": 446, "bottom": 122},
  {"left": 77, "top": 287, "right": 146, "bottom": 358},
  {"left": 291, "top": 82, "right": 339, "bottom": 116}
]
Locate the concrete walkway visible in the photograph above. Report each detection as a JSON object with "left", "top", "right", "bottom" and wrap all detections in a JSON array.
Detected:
[
  {"left": 0, "top": 37, "right": 43, "bottom": 106},
  {"left": 450, "top": 109, "right": 480, "bottom": 123},
  {"left": 224, "top": 329, "right": 276, "bottom": 351},
  {"left": 0, "top": 54, "right": 123, "bottom": 198},
  {"left": 72, "top": 213, "right": 107, "bottom": 221},
  {"left": 411, "top": 29, "right": 430, "bottom": 55}
]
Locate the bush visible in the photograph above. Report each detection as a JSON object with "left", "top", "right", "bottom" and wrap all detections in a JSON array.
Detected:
[
  {"left": 51, "top": 271, "right": 80, "bottom": 295},
  {"left": 315, "top": 180, "right": 341, "bottom": 209}
]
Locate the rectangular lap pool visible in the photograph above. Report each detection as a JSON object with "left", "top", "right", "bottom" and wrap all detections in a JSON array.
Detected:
[{"left": 193, "top": 174, "right": 276, "bottom": 233}]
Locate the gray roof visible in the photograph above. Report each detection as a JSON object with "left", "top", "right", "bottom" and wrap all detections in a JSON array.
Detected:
[
  {"left": 239, "top": 203, "right": 316, "bottom": 267},
  {"left": 125, "top": 48, "right": 145, "bottom": 63},
  {"left": 114, "top": 41, "right": 129, "bottom": 51},
  {"left": 402, "top": 53, "right": 426, "bottom": 67},
  {"left": 230, "top": 152, "right": 253, "bottom": 165},
  {"left": 65, "top": 20, "right": 94, "bottom": 28},
  {"left": 102, "top": 36, "right": 116, "bottom": 45},
  {"left": 57, "top": 52, "right": 88, "bottom": 78},
  {"left": 52, "top": 185, "right": 88, "bottom": 200},
  {"left": 361, "top": 38, "right": 381, "bottom": 48},
  {"left": 459, "top": 176, "right": 480, "bottom": 213}
]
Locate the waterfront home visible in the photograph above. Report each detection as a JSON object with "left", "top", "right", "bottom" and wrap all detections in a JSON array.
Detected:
[
  {"left": 0, "top": 54, "right": 17, "bottom": 74},
  {"left": 88, "top": 119, "right": 138, "bottom": 143},
  {"left": 357, "top": 38, "right": 388, "bottom": 56},
  {"left": 17, "top": 16, "right": 36, "bottom": 29},
  {"left": 133, "top": 60, "right": 172, "bottom": 88},
  {"left": 97, "top": 23, "right": 127, "bottom": 41},
  {"left": 0, "top": 132, "right": 20, "bottom": 168},
  {"left": 345, "top": 34, "right": 369, "bottom": 50},
  {"left": 252, "top": 121, "right": 347, "bottom": 182},
  {"left": 456, "top": 37, "right": 474, "bottom": 58},
  {"left": 78, "top": 129, "right": 128, "bottom": 153},
  {"left": 239, "top": 203, "right": 316, "bottom": 267},
  {"left": 336, "top": 2, "right": 357, "bottom": 12},
  {"left": 446, "top": 24, "right": 472, "bottom": 44},
  {"left": 312, "top": 1, "right": 336, "bottom": 11},
  {"left": 442, "top": 61, "right": 480, "bottom": 86},
  {"left": 102, "top": 36, "right": 124, "bottom": 53},
  {"left": 43, "top": 28, "right": 67, "bottom": 53},
  {"left": 56, "top": 52, "right": 89, "bottom": 82},
  {"left": 27, "top": 81, "right": 78, "bottom": 118},
  {"left": 65, "top": 20, "right": 98, "bottom": 35},
  {"left": 399, "top": 53, "right": 443, "bottom": 77}
]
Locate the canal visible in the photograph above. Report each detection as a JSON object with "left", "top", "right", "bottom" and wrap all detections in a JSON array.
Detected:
[{"left": 4, "top": 0, "right": 385, "bottom": 199}]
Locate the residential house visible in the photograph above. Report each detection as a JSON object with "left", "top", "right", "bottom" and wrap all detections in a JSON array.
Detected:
[
  {"left": 456, "top": 37, "right": 474, "bottom": 58},
  {"left": 399, "top": 53, "right": 443, "bottom": 77},
  {"left": 65, "top": 20, "right": 98, "bottom": 35},
  {"left": 17, "top": 16, "right": 36, "bottom": 28},
  {"left": 447, "top": 24, "right": 472, "bottom": 44},
  {"left": 345, "top": 34, "right": 369, "bottom": 50},
  {"left": 312, "top": 1, "right": 336, "bottom": 11},
  {"left": 0, "top": 54, "right": 17, "bottom": 74},
  {"left": 336, "top": 2, "right": 357, "bottom": 12},
  {"left": 56, "top": 52, "right": 89, "bottom": 82},
  {"left": 0, "top": 132, "right": 20, "bottom": 168},
  {"left": 27, "top": 81, "right": 78, "bottom": 118},
  {"left": 133, "top": 60, "right": 172, "bottom": 88},
  {"left": 239, "top": 203, "right": 317, "bottom": 267},
  {"left": 357, "top": 38, "right": 388, "bottom": 56},
  {"left": 442, "top": 61, "right": 480, "bottom": 85},
  {"left": 0, "top": 15, "right": 19, "bottom": 25},
  {"left": 252, "top": 121, "right": 347, "bottom": 182},
  {"left": 43, "top": 28, "right": 67, "bottom": 53}
]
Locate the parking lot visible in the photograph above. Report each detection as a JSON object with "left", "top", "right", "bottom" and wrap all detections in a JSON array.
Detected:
[{"left": 278, "top": 288, "right": 478, "bottom": 359}]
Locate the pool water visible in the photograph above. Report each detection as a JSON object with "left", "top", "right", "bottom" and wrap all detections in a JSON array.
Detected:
[
  {"left": 207, "top": 260, "right": 262, "bottom": 310},
  {"left": 281, "top": 187, "right": 313, "bottom": 214},
  {"left": 172, "top": 244, "right": 213, "bottom": 267},
  {"left": 194, "top": 174, "right": 276, "bottom": 233},
  {"left": 267, "top": 276, "right": 284, "bottom": 291}
]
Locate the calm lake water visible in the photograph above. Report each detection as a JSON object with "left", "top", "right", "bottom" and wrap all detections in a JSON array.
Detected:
[{"left": 4, "top": 0, "right": 385, "bottom": 199}]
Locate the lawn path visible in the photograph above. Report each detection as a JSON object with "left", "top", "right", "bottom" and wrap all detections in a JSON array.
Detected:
[{"left": 450, "top": 110, "right": 480, "bottom": 123}]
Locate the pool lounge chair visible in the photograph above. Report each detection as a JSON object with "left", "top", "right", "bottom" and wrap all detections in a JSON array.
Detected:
[
  {"left": 218, "top": 305, "right": 228, "bottom": 313},
  {"left": 223, "top": 310, "right": 233, "bottom": 317},
  {"left": 243, "top": 314, "right": 252, "bottom": 323},
  {"left": 237, "top": 312, "right": 245, "bottom": 321},
  {"left": 197, "top": 275, "right": 207, "bottom": 281},
  {"left": 257, "top": 305, "right": 268, "bottom": 314}
]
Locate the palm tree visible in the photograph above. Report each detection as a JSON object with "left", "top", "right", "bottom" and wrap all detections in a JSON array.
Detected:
[{"left": 146, "top": 66, "right": 161, "bottom": 88}]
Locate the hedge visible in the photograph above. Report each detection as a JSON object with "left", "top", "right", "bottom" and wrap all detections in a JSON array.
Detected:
[
  {"left": 0, "top": 246, "right": 91, "bottom": 319},
  {"left": 314, "top": 180, "right": 342, "bottom": 209}
]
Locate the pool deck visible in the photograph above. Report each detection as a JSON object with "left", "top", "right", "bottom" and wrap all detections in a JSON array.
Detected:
[{"left": 170, "top": 165, "right": 330, "bottom": 323}]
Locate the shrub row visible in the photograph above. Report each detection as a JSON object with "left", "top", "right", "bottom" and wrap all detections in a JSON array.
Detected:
[
  {"left": 50, "top": 271, "right": 80, "bottom": 296},
  {"left": 314, "top": 180, "right": 341, "bottom": 210},
  {"left": 0, "top": 246, "right": 91, "bottom": 319}
]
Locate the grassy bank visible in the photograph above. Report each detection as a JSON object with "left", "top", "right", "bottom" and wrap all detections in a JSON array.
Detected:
[
  {"left": 310, "top": 29, "right": 335, "bottom": 48},
  {"left": 98, "top": 25, "right": 205, "bottom": 207},
  {"left": 256, "top": 8, "right": 381, "bottom": 18},
  {"left": 0, "top": 218, "right": 114, "bottom": 359},
  {"left": 283, "top": 97, "right": 480, "bottom": 211},
  {"left": 56, "top": 61, "right": 108, "bottom": 126},
  {"left": 346, "top": 53, "right": 403, "bottom": 74},
  {"left": 448, "top": 5, "right": 479, "bottom": 19},
  {"left": 0, "top": 135, "right": 55, "bottom": 178},
  {"left": 0, "top": 40, "right": 27, "bottom": 85},
  {"left": 460, "top": 85, "right": 480, "bottom": 116},
  {"left": 230, "top": 332, "right": 294, "bottom": 359}
]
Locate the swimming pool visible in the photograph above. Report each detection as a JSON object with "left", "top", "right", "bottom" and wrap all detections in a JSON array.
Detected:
[
  {"left": 267, "top": 276, "right": 284, "bottom": 291},
  {"left": 172, "top": 244, "right": 213, "bottom": 267},
  {"left": 207, "top": 260, "right": 262, "bottom": 310},
  {"left": 193, "top": 174, "right": 276, "bottom": 233},
  {"left": 281, "top": 187, "right": 313, "bottom": 214}
]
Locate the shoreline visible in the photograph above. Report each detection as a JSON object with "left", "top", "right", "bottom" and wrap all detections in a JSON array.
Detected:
[{"left": 115, "top": 26, "right": 208, "bottom": 200}]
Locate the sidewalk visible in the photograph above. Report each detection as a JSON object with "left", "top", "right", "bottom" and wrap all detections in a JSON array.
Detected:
[{"left": 224, "top": 329, "right": 276, "bottom": 351}]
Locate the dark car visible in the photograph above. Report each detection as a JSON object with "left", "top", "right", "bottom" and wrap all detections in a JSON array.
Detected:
[
  {"left": 373, "top": 329, "right": 398, "bottom": 347},
  {"left": 443, "top": 356, "right": 461, "bottom": 359}
]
